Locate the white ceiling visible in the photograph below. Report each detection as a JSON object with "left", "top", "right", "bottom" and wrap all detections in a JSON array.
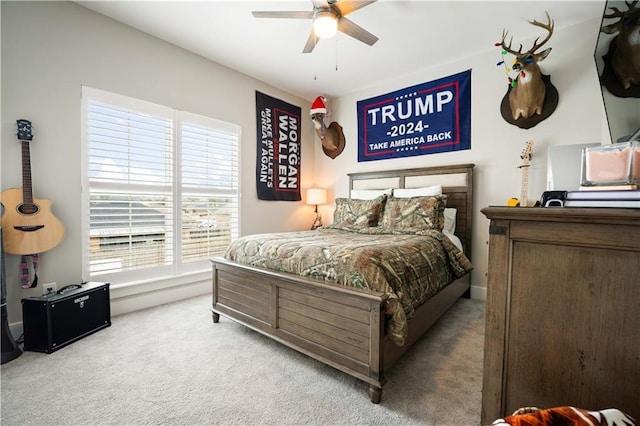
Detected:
[{"left": 76, "top": 0, "right": 606, "bottom": 101}]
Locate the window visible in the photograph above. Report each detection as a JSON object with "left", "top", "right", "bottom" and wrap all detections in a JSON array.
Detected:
[{"left": 81, "top": 87, "right": 240, "bottom": 284}]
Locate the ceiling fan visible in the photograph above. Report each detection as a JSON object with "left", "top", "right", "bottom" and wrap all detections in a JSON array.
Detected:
[{"left": 252, "top": 0, "right": 379, "bottom": 53}]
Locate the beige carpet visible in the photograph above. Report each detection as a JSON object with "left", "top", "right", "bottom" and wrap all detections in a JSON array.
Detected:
[{"left": 1, "top": 294, "right": 485, "bottom": 425}]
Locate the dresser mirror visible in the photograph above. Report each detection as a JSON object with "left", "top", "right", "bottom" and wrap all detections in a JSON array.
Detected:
[{"left": 594, "top": 0, "right": 640, "bottom": 142}]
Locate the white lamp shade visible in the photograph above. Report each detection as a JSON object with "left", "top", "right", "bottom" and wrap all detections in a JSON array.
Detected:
[
  {"left": 306, "top": 188, "right": 327, "bottom": 205},
  {"left": 313, "top": 12, "right": 338, "bottom": 38}
]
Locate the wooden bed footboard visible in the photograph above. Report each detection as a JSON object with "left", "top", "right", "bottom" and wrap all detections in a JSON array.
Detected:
[
  {"left": 211, "top": 257, "right": 389, "bottom": 402},
  {"left": 211, "top": 257, "right": 471, "bottom": 403}
]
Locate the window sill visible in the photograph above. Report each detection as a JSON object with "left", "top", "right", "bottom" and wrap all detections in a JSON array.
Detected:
[
  {"left": 106, "top": 269, "right": 212, "bottom": 317},
  {"left": 109, "top": 269, "right": 211, "bottom": 300}
]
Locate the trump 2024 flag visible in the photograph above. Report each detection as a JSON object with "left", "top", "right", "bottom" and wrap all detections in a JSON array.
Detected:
[{"left": 357, "top": 70, "right": 471, "bottom": 162}]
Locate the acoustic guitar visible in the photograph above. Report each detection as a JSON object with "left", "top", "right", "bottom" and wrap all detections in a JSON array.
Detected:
[{"left": 0, "top": 120, "right": 64, "bottom": 255}]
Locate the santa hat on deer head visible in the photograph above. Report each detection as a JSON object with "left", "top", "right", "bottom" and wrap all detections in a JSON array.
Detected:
[{"left": 310, "top": 96, "right": 327, "bottom": 115}]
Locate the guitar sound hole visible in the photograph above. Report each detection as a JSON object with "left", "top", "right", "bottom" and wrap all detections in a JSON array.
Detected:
[{"left": 18, "top": 204, "right": 39, "bottom": 215}]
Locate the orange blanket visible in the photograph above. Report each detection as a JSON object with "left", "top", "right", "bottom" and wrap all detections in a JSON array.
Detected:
[{"left": 493, "top": 406, "right": 635, "bottom": 426}]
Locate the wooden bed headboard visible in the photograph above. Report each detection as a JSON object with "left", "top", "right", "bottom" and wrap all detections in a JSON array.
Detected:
[{"left": 348, "top": 163, "right": 475, "bottom": 261}]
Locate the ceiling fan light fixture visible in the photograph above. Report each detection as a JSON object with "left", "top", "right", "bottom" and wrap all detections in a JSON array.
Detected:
[{"left": 313, "top": 11, "right": 338, "bottom": 39}]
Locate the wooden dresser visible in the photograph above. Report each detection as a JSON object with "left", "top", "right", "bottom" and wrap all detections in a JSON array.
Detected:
[{"left": 480, "top": 207, "right": 639, "bottom": 424}]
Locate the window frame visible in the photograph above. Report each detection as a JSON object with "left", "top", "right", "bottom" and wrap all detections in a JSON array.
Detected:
[{"left": 81, "top": 86, "right": 241, "bottom": 286}]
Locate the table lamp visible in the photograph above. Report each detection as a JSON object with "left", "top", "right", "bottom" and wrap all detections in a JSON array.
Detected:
[{"left": 306, "top": 188, "right": 327, "bottom": 230}]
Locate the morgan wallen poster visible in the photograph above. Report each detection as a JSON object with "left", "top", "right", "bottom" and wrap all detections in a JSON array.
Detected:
[
  {"left": 255, "top": 91, "right": 301, "bottom": 201},
  {"left": 357, "top": 70, "right": 471, "bottom": 162}
]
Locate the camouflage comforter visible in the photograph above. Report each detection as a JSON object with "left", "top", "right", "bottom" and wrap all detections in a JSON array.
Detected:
[{"left": 224, "top": 228, "right": 473, "bottom": 346}]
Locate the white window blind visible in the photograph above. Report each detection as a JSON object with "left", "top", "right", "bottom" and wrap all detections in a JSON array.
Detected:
[
  {"left": 180, "top": 119, "right": 239, "bottom": 263},
  {"left": 82, "top": 87, "right": 240, "bottom": 283}
]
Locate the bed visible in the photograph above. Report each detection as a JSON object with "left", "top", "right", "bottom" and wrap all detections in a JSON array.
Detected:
[{"left": 210, "top": 163, "right": 475, "bottom": 403}]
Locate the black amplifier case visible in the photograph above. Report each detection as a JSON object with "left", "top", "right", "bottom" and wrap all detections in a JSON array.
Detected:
[{"left": 22, "top": 282, "right": 111, "bottom": 353}]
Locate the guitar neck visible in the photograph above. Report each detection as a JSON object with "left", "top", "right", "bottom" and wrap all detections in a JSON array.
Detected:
[
  {"left": 21, "top": 140, "right": 35, "bottom": 209},
  {"left": 520, "top": 163, "right": 530, "bottom": 207}
]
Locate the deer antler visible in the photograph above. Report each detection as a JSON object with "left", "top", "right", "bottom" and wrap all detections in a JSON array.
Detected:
[
  {"left": 500, "top": 29, "right": 523, "bottom": 56},
  {"left": 526, "top": 11, "right": 554, "bottom": 55},
  {"left": 602, "top": 0, "right": 640, "bottom": 34},
  {"left": 500, "top": 11, "right": 554, "bottom": 57},
  {"left": 603, "top": 0, "right": 639, "bottom": 19}
]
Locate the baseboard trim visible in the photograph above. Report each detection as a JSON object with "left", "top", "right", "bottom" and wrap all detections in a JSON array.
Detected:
[
  {"left": 470, "top": 284, "right": 486, "bottom": 301},
  {"left": 110, "top": 279, "right": 210, "bottom": 317}
]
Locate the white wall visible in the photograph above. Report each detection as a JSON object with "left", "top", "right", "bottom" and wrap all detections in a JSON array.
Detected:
[
  {"left": 1, "top": 1, "right": 316, "bottom": 325},
  {"left": 316, "top": 18, "right": 608, "bottom": 298}
]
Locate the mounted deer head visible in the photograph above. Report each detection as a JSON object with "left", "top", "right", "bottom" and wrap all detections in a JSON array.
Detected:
[
  {"left": 499, "top": 11, "right": 555, "bottom": 120},
  {"left": 601, "top": 0, "right": 640, "bottom": 90},
  {"left": 310, "top": 96, "right": 345, "bottom": 159}
]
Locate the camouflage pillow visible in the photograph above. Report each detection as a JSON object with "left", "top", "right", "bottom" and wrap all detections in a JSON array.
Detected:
[
  {"left": 330, "top": 195, "right": 387, "bottom": 228},
  {"left": 379, "top": 195, "right": 447, "bottom": 232}
]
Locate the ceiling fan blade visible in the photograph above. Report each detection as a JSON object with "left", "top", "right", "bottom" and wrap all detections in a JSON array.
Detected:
[
  {"left": 302, "top": 30, "right": 318, "bottom": 54},
  {"left": 335, "top": 1, "right": 377, "bottom": 17},
  {"left": 311, "top": 0, "right": 328, "bottom": 9},
  {"left": 337, "top": 16, "right": 378, "bottom": 46},
  {"left": 252, "top": 11, "right": 313, "bottom": 19}
]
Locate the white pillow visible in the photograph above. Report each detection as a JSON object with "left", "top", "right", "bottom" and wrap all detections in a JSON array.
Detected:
[
  {"left": 393, "top": 184, "right": 442, "bottom": 198},
  {"left": 350, "top": 188, "right": 392, "bottom": 200},
  {"left": 443, "top": 208, "right": 457, "bottom": 234}
]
